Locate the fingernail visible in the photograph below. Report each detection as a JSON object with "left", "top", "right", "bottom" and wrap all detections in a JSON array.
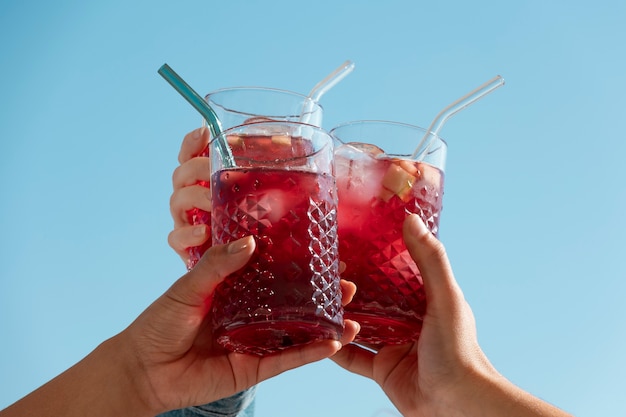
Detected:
[
  {"left": 407, "top": 214, "right": 431, "bottom": 238},
  {"left": 228, "top": 236, "right": 252, "bottom": 254},
  {"left": 193, "top": 126, "right": 207, "bottom": 140},
  {"left": 192, "top": 225, "right": 207, "bottom": 236}
]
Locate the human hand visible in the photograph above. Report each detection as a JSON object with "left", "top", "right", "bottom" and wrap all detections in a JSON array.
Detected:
[
  {"left": 167, "top": 126, "right": 358, "bottom": 292},
  {"left": 0, "top": 237, "right": 358, "bottom": 417},
  {"left": 120, "top": 236, "right": 359, "bottom": 415},
  {"left": 330, "top": 213, "right": 484, "bottom": 415},
  {"left": 331, "top": 214, "right": 573, "bottom": 417},
  {"left": 168, "top": 126, "right": 212, "bottom": 267}
]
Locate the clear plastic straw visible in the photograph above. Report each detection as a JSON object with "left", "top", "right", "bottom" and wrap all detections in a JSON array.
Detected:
[
  {"left": 300, "top": 60, "right": 355, "bottom": 124},
  {"left": 411, "top": 75, "right": 505, "bottom": 160},
  {"left": 158, "top": 64, "right": 235, "bottom": 168},
  {"left": 307, "top": 60, "right": 356, "bottom": 102}
]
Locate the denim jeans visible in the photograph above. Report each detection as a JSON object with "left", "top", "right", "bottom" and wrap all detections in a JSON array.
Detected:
[{"left": 158, "top": 386, "right": 257, "bottom": 417}]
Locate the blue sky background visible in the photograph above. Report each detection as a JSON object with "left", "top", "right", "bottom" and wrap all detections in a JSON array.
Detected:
[{"left": 1, "top": 1, "right": 625, "bottom": 416}]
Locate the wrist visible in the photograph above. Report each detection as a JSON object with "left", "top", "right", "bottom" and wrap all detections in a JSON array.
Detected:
[
  {"left": 92, "top": 334, "right": 157, "bottom": 417},
  {"left": 417, "top": 352, "right": 502, "bottom": 417},
  {"left": 425, "top": 355, "right": 572, "bottom": 417}
]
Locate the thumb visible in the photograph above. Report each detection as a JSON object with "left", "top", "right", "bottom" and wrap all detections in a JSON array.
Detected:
[
  {"left": 167, "top": 236, "right": 256, "bottom": 307},
  {"left": 402, "top": 214, "right": 463, "bottom": 313}
]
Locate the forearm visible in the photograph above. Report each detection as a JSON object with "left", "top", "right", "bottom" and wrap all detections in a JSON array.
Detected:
[
  {"left": 433, "top": 367, "right": 573, "bottom": 417},
  {"left": 0, "top": 335, "right": 153, "bottom": 417}
]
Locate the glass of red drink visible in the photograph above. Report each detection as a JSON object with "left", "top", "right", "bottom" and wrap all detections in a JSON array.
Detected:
[
  {"left": 329, "top": 120, "right": 447, "bottom": 346},
  {"left": 209, "top": 121, "right": 343, "bottom": 356},
  {"left": 186, "top": 88, "right": 323, "bottom": 269}
]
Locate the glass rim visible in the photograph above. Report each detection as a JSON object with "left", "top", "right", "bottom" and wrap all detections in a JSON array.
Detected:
[
  {"left": 206, "top": 86, "right": 321, "bottom": 105},
  {"left": 210, "top": 120, "right": 332, "bottom": 164},
  {"left": 329, "top": 119, "right": 447, "bottom": 144},
  {"left": 204, "top": 87, "right": 323, "bottom": 123},
  {"left": 329, "top": 119, "right": 447, "bottom": 164}
]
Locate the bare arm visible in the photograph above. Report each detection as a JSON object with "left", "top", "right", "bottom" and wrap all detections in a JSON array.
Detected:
[
  {"left": 0, "top": 334, "right": 152, "bottom": 417},
  {"left": 1, "top": 238, "right": 359, "bottom": 417}
]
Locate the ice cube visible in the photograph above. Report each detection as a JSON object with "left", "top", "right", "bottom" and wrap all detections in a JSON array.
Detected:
[
  {"left": 335, "top": 143, "right": 388, "bottom": 207},
  {"left": 343, "top": 142, "right": 385, "bottom": 156},
  {"left": 261, "top": 189, "right": 292, "bottom": 224},
  {"left": 335, "top": 142, "right": 384, "bottom": 179}
]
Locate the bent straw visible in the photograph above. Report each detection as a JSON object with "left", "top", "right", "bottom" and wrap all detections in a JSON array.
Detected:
[
  {"left": 411, "top": 75, "right": 505, "bottom": 160},
  {"left": 300, "top": 60, "right": 355, "bottom": 124},
  {"left": 158, "top": 64, "right": 235, "bottom": 168},
  {"left": 307, "top": 60, "right": 356, "bottom": 102}
]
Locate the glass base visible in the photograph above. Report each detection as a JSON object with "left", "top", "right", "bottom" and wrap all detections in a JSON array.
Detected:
[
  {"left": 345, "top": 311, "right": 422, "bottom": 346},
  {"left": 216, "top": 320, "right": 343, "bottom": 356}
]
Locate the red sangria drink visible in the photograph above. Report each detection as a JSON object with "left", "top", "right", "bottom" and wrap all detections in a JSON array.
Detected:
[
  {"left": 330, "top": 121, "right": 447, "bottom": 346},
  {"left": 209, "top": 122, "right": 343, "bottom": 356},
  {"left": 185, "top": 88, "right": 323, "bottom": 269}
]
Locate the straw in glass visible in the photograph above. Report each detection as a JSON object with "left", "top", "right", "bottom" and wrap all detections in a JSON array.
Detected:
[
  {"left": 300, "top": 60, "right": 355, "bottom": 124},
  {"left": 412, "top": 75, "right": 505, "bottom": 160},
  {"left": 307, "top": 60, "right": 356, "bottom": 102},
  {"left": 158, "top": 63, "right": 235, "bottom": 168}
]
